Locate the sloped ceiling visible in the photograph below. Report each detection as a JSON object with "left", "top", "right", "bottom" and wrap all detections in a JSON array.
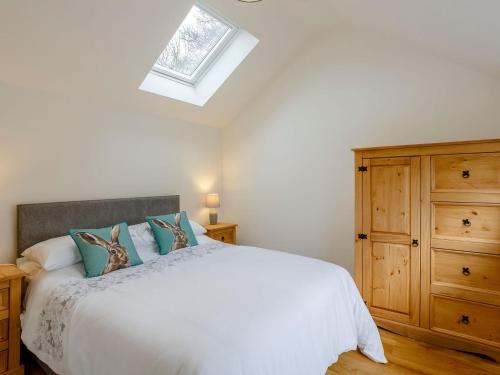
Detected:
[
  {"left": 326, "top": 0, "right": 500, "bottom": 77},
  {"left": 1, "top": 0, "right": 500, "bottom": 128}
]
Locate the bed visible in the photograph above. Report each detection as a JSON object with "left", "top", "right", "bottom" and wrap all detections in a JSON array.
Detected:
[{"left": 17, "top": 196, "right": 386, "bottom": 375}]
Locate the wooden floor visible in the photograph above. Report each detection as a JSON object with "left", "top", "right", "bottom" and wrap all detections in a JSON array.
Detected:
[
  {"left": 328, "top": 329, "right": 500, "bottom": 374},
  {"left": 25, "top": 329, "right": 500, "bottom": 375}
]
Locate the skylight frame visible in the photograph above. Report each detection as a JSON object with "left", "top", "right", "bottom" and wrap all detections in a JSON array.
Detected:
[{"left": 151, "top": 2, "right": 239, "bottom": 87}]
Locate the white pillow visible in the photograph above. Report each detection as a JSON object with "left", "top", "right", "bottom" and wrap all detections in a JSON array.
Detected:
[
  {"left": 189, "top": 220, "right": 207, "bottom": 235},
  {"left": 196, "top": 234, "right": 219, "bottom": 245},
  {"left": 16, "top": 257, "right": 43, "bottom": 281},
  {"left": 21, "top": 235, "right": 81, "bottom": 271},
  {"left": 129, "top": 222, "right": 159, "bottom": 258}
]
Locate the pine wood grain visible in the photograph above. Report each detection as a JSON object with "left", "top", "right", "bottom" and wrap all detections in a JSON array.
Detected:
[
  {"left": 203, "top": 223, "right": 238, "bottom": 244},
  {"left": 431, "top": 153, "right": 500, "bottom": 193},
  {"left": 370, "top": 161, "right": 411, "bottom": 234},
  {"left": 0, "top": 265, "right": 26, "bottom": 375},
  {"left": 354, "top": 152, "right": 364, "bottom": 291},
  {"left": 352, "top": 138, "right": 500, "bottom": 158},
  {"left": 362, "top": 156, "right": 420, "bottom": 325},
  {"left": 8, "top": 279, "right": 22, "bottom": 372},
  {"left": 431, "top": 295, "right": 500, "bottom": 347},
  {"left": 355, "top": 139, "right": 500, "bottom": 359},
  {"left": 420, "top": 156, "right": 431, "bottom": 329},
  {"left": 372, "top": 243, "right": 411, "bottom": 313},
  {"left": 328, "top": 329, "right": 500, "bottom": 375},
  {"left": 431, "top": 248, "right": 500, "bottom": 305},
  {"left": 432, "top": 203, "right": 500, "bottom": 245}
]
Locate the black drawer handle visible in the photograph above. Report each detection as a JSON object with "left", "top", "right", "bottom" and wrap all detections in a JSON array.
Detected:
[
  {"left": 462, "top": 219, "right": 471, "bottom": 227},
  {"left": 412, "top": 239, "right": 419, "bottom": 247},
  {"left": 462, "top": 170, "right": 470, "bottom": 179},
  {"left": 460, "top": 315, "right": 470, "bottom": 325},
  {"left": 221, "top": 236, "right": 225, "bottom": 242},
  {"left": 462, "top": 267, "right": 470, "bottom": 276}
]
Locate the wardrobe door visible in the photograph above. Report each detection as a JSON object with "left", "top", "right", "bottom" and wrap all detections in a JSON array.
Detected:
[{"left": 362, "top": 157, "right": 421, "bottom": 326}]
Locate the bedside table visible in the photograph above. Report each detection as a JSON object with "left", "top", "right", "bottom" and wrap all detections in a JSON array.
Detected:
[
  {"left": 203, "top": 223, "right": 238, "bottom": 245},
  {"left": 0, "top": 265, "right": 25, "bottom": 375}
]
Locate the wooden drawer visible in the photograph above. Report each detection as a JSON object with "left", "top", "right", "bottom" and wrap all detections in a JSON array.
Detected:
[
  {"left": 431, "top": 295, "right": 500, "bottom": 347},
  {"left": 432, "top": 203, "right": 500, "bottom": 248},
  {"left": 0, "top": 288, "right": 8, "bottom": 311},
  {"left": 0, "top": 320, "right": 8, "bottom": 344},
  {"left": 432, "top": 153, "right": 500, "bottom": 193},
  {"left": 210, "top": 229, "right": 235, "bottom": 244},
  {"left": 0, "top": 266, "right": 26, "bottom": 374},
  {"left": 0, "top": 349, "right": 7, "bottom": 372},
  {"left": 0, "top": 288, "right": 8, "bottom": 322},
  {"left": 431, "top": 248, "right": 500, "bottom": 305}
]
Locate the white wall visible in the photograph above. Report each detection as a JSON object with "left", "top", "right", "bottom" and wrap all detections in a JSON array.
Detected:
[
  {"left": 222, "top": 32, "right": 500, "bottom": 273},
  {"left": 0, "top": 82, "right": 222, "bottom": 263}
]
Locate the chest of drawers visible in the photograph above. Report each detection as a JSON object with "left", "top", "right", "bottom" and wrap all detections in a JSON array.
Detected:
[
  {"left": 429, "top": 152, "right": 500, "bottom": 351},
  {"left": 354, "top": 139, "right": 500, "bottom": 361},
  {"left": 203, "top": 223, "right": 237, "bottom": 244},
  {"left": 0, "top": 265, "right": 25, "bottom": 375}
]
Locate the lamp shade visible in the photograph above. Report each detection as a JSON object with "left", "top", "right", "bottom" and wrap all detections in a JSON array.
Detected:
[{"left": 206, "top": 193, "right": 220, "bottom": 208}]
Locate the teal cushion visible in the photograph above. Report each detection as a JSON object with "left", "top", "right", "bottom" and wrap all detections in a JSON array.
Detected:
[
  {"left": 146, "top": 211, "right": 198, "bottom": 255},
  {"left": 70, "top": 222, "right": 143, "bottom": 278}
]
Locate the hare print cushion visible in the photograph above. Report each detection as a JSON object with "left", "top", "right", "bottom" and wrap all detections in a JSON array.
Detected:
[
  {"left": 70, "top": 223, "right": 143, "bottom": 278},
  {"left": 146, "top": 211, "right": 198, "bottom": 255}
]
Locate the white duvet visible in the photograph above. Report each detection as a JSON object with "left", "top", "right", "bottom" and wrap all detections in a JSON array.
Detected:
[{"left": 22, "top": 241, "right": 386, "bottom": 375}]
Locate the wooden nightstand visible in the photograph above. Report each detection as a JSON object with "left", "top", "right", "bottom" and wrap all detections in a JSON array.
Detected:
[
  {"left": 0, "top": 265, "right": 25, "bottom": 375},
  {"left": 203, "top": 223, "right": 238, "bottom": 245}
]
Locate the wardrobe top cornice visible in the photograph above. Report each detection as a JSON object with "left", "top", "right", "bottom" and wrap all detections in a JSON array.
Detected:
[{"left": 352, "top": 138, "right": 500, "bottom": 158}]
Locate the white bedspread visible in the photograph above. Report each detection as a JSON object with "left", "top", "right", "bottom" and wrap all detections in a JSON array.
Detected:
[{"left": 22, "top": 242, "right": 386, "bottom": 375}]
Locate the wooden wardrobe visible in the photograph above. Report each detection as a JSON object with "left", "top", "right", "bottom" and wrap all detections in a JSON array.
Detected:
[{"left": 353, "top": 139, "right": 500, "bottom": 361}]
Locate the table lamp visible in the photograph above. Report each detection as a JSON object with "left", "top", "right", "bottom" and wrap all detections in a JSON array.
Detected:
[{"left": 206, "top": 193, "right": 220, "bottom": 225}]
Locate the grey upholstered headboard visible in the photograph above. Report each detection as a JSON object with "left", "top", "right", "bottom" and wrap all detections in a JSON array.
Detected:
[{"left": 17, "top": 195, "right": 180, "bottom": 254}]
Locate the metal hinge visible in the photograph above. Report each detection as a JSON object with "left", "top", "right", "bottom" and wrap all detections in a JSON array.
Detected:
[
  {"left": 358, "top": 233, "right": 368, "bottom": 240},
  {"left": 358, "top": 166, "right": 368, "bottom": 172}
]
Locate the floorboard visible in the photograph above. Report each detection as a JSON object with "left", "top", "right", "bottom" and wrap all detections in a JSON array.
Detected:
[{"left": 328, "top": 329, "right": 500, "bottom": 375}]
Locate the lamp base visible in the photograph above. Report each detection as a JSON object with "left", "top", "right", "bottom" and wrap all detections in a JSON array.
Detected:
[{"left": 209, "top": 212, "right": 218, "bottom": 225}]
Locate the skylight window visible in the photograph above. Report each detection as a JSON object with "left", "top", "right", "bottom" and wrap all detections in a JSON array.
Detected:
[
  {"left": 139, "top": 2, "right": 259, "bottom": 106},
  {"left": 152, "top": 3, "right": 238, "bottom": 86}
]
